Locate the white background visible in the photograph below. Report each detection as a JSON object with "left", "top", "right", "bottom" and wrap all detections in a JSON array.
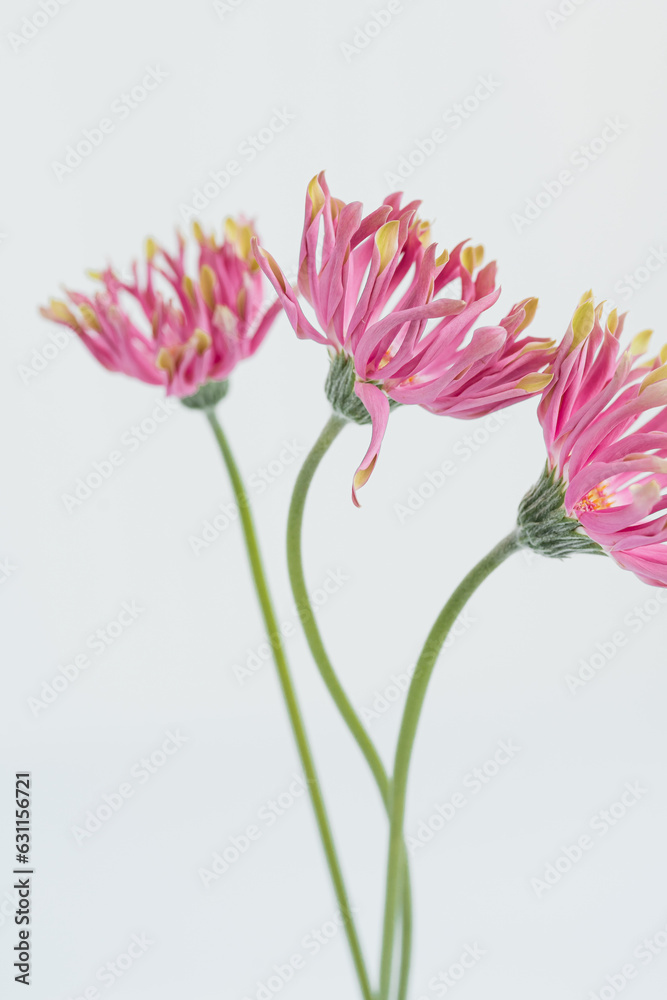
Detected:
[{"left": 2, "top": 0, "right": 667, "bottom": 997}]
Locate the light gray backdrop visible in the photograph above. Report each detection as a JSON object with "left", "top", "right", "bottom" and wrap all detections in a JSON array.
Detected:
[{"left": 2, "top": 0, "right": 667, "bottom": 997}]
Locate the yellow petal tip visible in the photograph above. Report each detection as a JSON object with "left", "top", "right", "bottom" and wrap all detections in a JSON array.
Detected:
[
  {"left": 640, "top": 362, "right": 667, "bottom": 394},
  {"left": 460, "top": 246, "right": 474, "bottom": 274},
  {"left": 517, "top": 373, "right": 553, "bottom": 392},
  {"left": 156, "top": 347, "right": 175, "bottom": 377},
  {"left": 571, "top": 299, "right": 596, "bottom": 347},
  {"left": 192, "top": 328, "right": 212, "bottom": 353},
  {"left": 308, "top": 175, "right": 325, "bottom": 220},
  {"left": 516, "top": 297, "right": 539, "bottom": 333},
  {"left": 353, "top": 457, "right": 377, "bottom": 494},
  {"left": 199, "top": 265, "right": 216, "bottom": 310},
  {"left": 631, "top": 329, "right": 652, "bottom": 355},
  {"left": 376, "top": 220, "right": 400, "bottom": 273}
]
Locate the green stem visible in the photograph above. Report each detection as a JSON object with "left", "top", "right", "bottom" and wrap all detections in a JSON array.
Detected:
[
  {"left": 286, "top": 413, "right": 413, "bottom": 996},
  {"left": 205, "top": 408, "right": 373, "bottom": 1000},
  {"left": 397, "top": 878, "right": 412, "bottom": 1000},
  {"left": 286, "top": 415, "right": 389, "bottom": 790},
  {"left": 378, "top": 531, "right": 521, "bottom": 1000}
]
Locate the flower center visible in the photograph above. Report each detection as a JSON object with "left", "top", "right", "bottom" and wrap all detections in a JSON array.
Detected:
[
  {"left": 574, "top": 482, "right": 614, "bottom": 514},
  {"left": 378, "top": 347, "right": 393, "bottom": 369}
]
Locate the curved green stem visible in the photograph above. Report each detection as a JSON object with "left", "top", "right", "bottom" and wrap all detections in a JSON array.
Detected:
[
  {"left": 378, "top": 531, "right": 521, "bottom": 999},
  {"left": 397, "top": 878, "right": 412, "bottom": 1000},
  {"left": 205, "top": 408, "right": 373, "bottom": 1000},
  {"left": 286, "top": 413, "right": 413, "bottom": 996},
  {"left": 286, "top": 415, "right": 388, "bottom": 790}
]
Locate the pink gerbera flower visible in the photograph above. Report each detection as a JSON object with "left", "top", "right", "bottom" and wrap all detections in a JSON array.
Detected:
[
  {"left": 253, "top": 172, "right": 554, "bottom": 503},
  {"left": 533, "top": 292, "right": 667, "bottom": 586},
  {"left": 41, "top": 218, "right": 281, "bottom": 400}
]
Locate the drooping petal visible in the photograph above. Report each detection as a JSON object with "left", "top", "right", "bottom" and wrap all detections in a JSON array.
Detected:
[{"left": 351, "top": 381, "right": 391, "bottom": 507}]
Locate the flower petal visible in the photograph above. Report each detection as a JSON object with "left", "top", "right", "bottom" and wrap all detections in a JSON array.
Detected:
[{"left": 351, "top": 382, "right": 391, "bottom": 507}]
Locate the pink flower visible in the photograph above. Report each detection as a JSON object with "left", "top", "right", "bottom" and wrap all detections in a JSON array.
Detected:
[
  {"left": 537, "top": 293, "right": 667, "bottom": 586},
  {"left": 40, "top": 218, "right": 281, "bottom": 398},
  {"left": 253, "top": 172, "right": 553, "bottom": 504}
]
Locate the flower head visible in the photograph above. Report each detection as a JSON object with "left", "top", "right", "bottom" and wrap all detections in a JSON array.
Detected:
[
  {"left": 41, "top": 218, "right": 281, "bottom": 400},
  {"left": 533, "top": 292, "right": 667, "bottom": 585},
  {"left": 253, "top": 172, "right": 553, "bottom": 503}
]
